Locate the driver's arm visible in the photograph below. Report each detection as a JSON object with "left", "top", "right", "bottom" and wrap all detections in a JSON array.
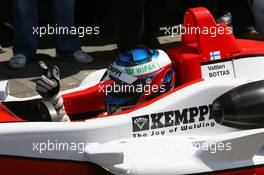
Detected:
[{"left": 35, "top": 61, "right": 70, "bottom": 122}]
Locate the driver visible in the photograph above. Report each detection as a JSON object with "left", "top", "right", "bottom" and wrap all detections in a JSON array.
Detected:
[{"left": 36, "top": 48, "right": 175, "bottom": 121}]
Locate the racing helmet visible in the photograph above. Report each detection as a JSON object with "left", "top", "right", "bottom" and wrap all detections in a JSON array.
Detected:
[{"left": 100, "top": 48, "right": 176, "bottom": 114}]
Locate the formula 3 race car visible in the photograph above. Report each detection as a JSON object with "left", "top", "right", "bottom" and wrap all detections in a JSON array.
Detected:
[{"left": 1, "top": 7, "right": 264, "bottom": 175}]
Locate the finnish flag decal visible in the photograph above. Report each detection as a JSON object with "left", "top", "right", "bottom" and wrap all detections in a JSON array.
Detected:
[{"left": 210, "top": 51, "right": 221, "bottom": 61}]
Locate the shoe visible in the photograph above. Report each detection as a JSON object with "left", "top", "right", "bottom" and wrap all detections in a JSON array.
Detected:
[
  {"left": 237, "top": 28, "right": 264, "bottom": 41},
  {"left": 8, "top": 54, "right": 27, "bottom": 69},
  {"left": 0, "top": 45, "right": 2, "bottom": 53},
  {"left": 57, "top": 50, "right": 93, "bottom": 64},
  {"left": 217, "top": 12, "right": 232, "bottom": 26}
]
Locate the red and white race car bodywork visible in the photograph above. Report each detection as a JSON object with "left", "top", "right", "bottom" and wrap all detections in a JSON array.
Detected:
[{"left": 0, "top": 7, "right": 264, "bottom": 175}]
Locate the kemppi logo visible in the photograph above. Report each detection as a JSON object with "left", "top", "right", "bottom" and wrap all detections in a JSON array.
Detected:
[
  {"left": 132, "top": 105, "right": 213, "bottom": 132},
  {"left": 107, "top": 64, "right": 122, "bottom": 77}
]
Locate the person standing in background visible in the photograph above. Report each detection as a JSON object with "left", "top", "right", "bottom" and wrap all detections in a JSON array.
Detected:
[
  {"left": 118, "top": 0, "right": 165, "bottom": 53},
  {"left": 0, "top": 0, "right": 13, "bottom": 53},
  {"left": 217, "top": 0, "right": 264, "bottom": 41},
  {"left": 9, "top": 0, "right": 93, "bottom": 69},
  {"left": 182, "top": 0, "right": 263, "bottom": 40},
  {"left": 250, "top": 0, "right": 264, "bottom": 35}
]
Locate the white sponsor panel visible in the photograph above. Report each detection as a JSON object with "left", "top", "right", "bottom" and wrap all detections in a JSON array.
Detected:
[
  {"left": 201, "top": 61, "right": 235, "bottom": 79},
  {"left": 202, "top": 56, "right": 264, "bottom": 81},
  {"left": 234, "top": 56, "right": 264, "bottom": 81}
]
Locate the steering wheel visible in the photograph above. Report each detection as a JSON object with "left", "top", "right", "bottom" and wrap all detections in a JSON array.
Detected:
[{"left": 36, "top": 100, "right": 57, "bottom": 121}]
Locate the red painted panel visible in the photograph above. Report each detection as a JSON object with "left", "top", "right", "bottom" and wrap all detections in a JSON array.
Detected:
[
  {"left": 0, "top": 157, "right": 107, "bottom": 175},
  {"left": 0, "top": 103, "right": 23, "bottom": 122}
]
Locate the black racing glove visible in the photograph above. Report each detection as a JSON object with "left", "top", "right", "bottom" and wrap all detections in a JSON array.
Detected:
[{"left": 36, "top": 61, "right": 60, "bottom": 99}]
